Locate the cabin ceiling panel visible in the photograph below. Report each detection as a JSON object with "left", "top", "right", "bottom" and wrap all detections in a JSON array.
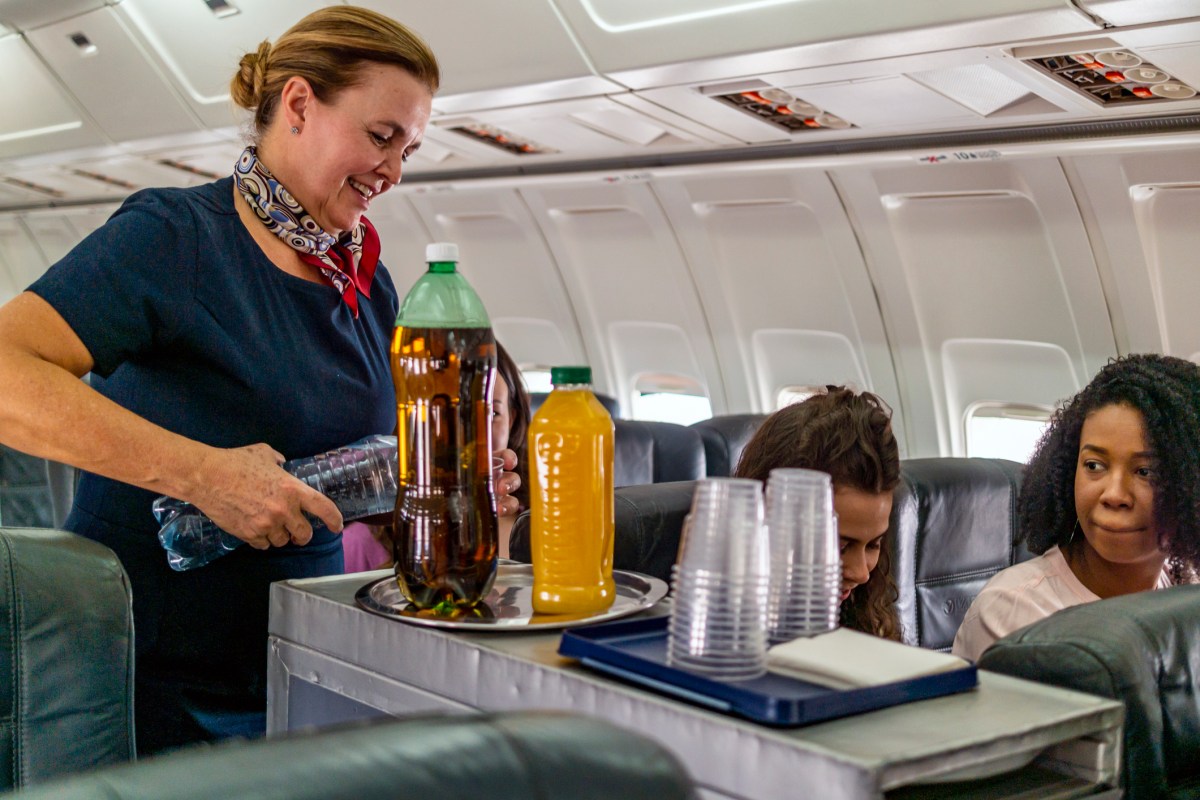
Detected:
[
  {"left": 114, "top": 0, "right": 328, "bottom": 129},
  {"left": 362, "top": 0, "right": 598, "bottom": 98},
  {"left": 551, "top": 0, "right": 1096, "bottom": 90},
  {"left": 25, "top": 8, "right": 201, "bottom": 144},
  {"left": 784, "top": 76, "right": 980, "bottom": 129},
  {"left": 0, "top": 0, "right": 105, "bottom": 31},
  {"left": 403, "top": 187, "right": 588, "bottom": 371},
  {"left": 519, "top": 181, "right": 726, "bottom": 410},
  {"left": 0, "top": 35, "right": 103, "bottom": 159}
]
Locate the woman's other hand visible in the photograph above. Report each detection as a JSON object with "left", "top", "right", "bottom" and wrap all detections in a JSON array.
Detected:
[
  {"left": 190, "top": 443, "right": 343, "bottom": 549},
  {"left": 494, "top": 447, "right": 521, "bottom": 518}
]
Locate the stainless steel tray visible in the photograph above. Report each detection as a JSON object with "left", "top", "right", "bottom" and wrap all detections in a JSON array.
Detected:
[{"left": 355, "top": 563, "right": 668, "bottom": 631}]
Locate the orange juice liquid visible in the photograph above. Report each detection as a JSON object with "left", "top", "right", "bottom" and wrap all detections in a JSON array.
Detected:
[{"left": 529, "top": 387, "right": 615, "bottom": 615}]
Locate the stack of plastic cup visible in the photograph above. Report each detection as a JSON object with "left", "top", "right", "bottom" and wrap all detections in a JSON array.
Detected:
[
  {"left": 765, "top": 468, "right": 840, "bottom": 644},
  {"left": 667, "top": 478, "right": 769, "bottom": 681}
]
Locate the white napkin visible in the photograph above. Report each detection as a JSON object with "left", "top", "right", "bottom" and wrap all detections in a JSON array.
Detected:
[{"left": 766, "top": 628, "right": 970, "bottom": 690}]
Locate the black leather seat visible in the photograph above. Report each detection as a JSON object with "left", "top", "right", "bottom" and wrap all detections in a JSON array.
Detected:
[
  {"left": 612, "top": 420, "right": 706, "bottom": 487},
  {"left": 9, "top": 711, "right": 696, "bottom": 800},
  {"left": 978, "top": 584, "right": 1200, "bottom": 800},
  {"left": 890, "top": 458, "right": 1031, "bottom": 650},
  {"left": 0, "top": 528, "right": 134, "bottom": 789},
  {"left": 688, "top": 414, "right": 768, "bottom": 477}
]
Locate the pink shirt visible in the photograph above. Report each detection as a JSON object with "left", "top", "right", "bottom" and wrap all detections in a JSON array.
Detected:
[
  {"left": 951, "top": 546, "right": 1172, "bottom": 661},
  {"left": 341, "top": 522, "right": 391, "bottom": 573}
]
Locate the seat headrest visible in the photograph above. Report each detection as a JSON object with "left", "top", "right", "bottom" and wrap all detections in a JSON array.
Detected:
[
  {"left": 979, "top": 584, "right": 1200, "bottom": 799},
  {"left": 688, "top": 415, "right": 769, "bottom": 477},
  {"left": 612, "top": 420, "right": 706, "bottom": 487},
  {"left": 890, "top": 458, "right": 1028, "bottom": 650}
]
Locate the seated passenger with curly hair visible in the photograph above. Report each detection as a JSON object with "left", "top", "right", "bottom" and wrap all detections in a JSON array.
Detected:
[
  {"left": 953, "top": 353, "right": 1200, "bottom": 661},
  {"left": 734, "top": 386, "right": 902, "bottom": 640}
]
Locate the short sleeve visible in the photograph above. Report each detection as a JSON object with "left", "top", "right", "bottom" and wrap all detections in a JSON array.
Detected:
[
  {"left": 27, "top": 189, "right": 197, "bottom": 377},
  {"left": 952, "top": 584, "right": 1051, "bottom": 661}
]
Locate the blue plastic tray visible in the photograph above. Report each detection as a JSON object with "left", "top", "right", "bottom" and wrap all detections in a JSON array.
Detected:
[{"left": 559, "top": 616, "right": 977, "bottom": 727}]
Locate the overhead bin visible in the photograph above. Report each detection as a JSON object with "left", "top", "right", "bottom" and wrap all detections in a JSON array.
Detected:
[
  {"left": 0, "top": 35, "right": 103, "bottom": 160},
  {"left": 1077, "top": 0, "right": 1200, "bottom": 27},
  {"left": 548, "top": 0, "right": 1100, "bottom": 90},
  {"left": 24, "top": 8, "right": 202, "bottom": 146},
  {"left": 113, "top": 0, "right": 328, "bottom": 130}
]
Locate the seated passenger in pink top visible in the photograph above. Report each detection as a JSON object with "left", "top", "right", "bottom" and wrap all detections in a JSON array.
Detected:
[{"left": 953, "top": 354, "right": 1200, "bottom": 661}]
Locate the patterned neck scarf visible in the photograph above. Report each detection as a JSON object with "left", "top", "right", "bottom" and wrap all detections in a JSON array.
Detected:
[{"left": 233, "top": 146, "right": 380, "bottom": 317}]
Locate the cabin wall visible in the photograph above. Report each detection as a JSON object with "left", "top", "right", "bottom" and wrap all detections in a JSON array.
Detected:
[{"left": 0, "top": 143, "right": 1197, "bottom": 458}]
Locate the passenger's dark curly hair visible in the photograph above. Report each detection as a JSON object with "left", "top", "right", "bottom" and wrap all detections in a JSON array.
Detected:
[
  {"left": 734, "top": 386, "right": 902, "bottom": 640},
  {"left": 1019, "top": 353, "right": 1200, "bottom": 582}
]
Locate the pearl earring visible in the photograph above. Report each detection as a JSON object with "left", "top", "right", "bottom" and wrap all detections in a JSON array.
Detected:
[{"left": 290, "top": 126, "right": 299, "bottom": 135}]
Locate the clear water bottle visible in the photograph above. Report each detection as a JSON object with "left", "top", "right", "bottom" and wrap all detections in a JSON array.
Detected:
[{"left": 155, "top": 434, "right": 398, "bottom": 571}]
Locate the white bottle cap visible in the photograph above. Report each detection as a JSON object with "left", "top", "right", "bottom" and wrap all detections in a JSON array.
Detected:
[{"left": 426, "top": 242, "right": 459, "bottom": 262}]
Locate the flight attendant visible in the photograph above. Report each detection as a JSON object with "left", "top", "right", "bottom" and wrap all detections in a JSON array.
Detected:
[{"left": 0, "top": 6, "right": 508, "bottom": 754}]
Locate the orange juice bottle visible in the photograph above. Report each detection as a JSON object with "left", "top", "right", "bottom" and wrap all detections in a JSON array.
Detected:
[{"left": 529, "top": 366, "right": 615, "bottom": 615}]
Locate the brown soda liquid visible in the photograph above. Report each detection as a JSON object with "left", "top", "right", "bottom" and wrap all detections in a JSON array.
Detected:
[{"left": 390, "top": 324, "right": 498, "bottom": 610}]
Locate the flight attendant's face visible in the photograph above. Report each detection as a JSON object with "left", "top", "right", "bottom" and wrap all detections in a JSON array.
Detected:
[
  {"left": 834, "top": 486, "right": 892, "bottom": 603},
  {"left": 284, "top": 63, "right": 431, "bottom": 235},
  {"left": 1073, "top": 403, "right": 1164, "bottom": 569}
]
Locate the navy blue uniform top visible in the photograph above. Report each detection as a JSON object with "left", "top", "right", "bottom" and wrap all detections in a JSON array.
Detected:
[{"left": 28, "top": 176, "right": 399, "bottom": 751}]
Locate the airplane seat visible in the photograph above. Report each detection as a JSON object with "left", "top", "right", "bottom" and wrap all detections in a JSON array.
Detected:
[
  {"left": 612, "top": 420, "right": 706, "bottom": 487},
  {"left": 6, "top": 711, "right": 697, "bottom": 800},
  {"left": 509, "top": 481, "right": 698, "bottom": 582},
  {"left": 688, "top": 414, "right": 769, "bottom": 477},
  {"left": 978, "top": 584, "right": 1200, "bottom": 800},
  {"left": 889, "top": 458, "right": 1032, "bottom": 651},
  {"left": 528, "top": 391, "right": 622, "bottom": 419},
  {"left": 0, "top": 528, "right": 135, "bottom": 789}
]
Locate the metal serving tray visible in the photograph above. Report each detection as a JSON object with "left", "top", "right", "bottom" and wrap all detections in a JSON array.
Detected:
[{"left": 355, "top": 563, "right": 668, "bottom": 631}]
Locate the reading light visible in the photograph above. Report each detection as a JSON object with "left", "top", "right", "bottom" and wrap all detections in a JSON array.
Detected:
[
  {"left": 68, "top": 32, "right": 98, "bottom": 56},
  {"left": 204, "top": 0, "right": 241, "bottom": 19}
]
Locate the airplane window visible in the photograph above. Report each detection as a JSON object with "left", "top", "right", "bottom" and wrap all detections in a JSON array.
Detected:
[
  {"left": 631, "top": 392, "right": 713, "bottom": 425},
  {"left": 520, "top": 369, "right": 553, "bottom": 394},
  {"left": 965, "top": 404, "right": 1051, "bottom": 463}
]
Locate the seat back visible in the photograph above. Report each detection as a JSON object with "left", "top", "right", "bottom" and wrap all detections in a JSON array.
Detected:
[
  {"left": 978, "top": 585, "right": 1200, "bottom": 800},
  {"left": 10, "top": 711, "right": 696, "bottom": 800},
  {"left": 510, "top": 481, "right": 698, "bottom": 582},
  {"left": 688, "top": 415, "right": 769, "bottom": 477},
  {"left": 612, "top": 421, "right": 706, "bottom": 487},
  {"left": 0, "top": 528, "right": 134, "bottom": 789},
  {"left": 889, "top": 458, "right": 1031, "bottom": 650}
]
